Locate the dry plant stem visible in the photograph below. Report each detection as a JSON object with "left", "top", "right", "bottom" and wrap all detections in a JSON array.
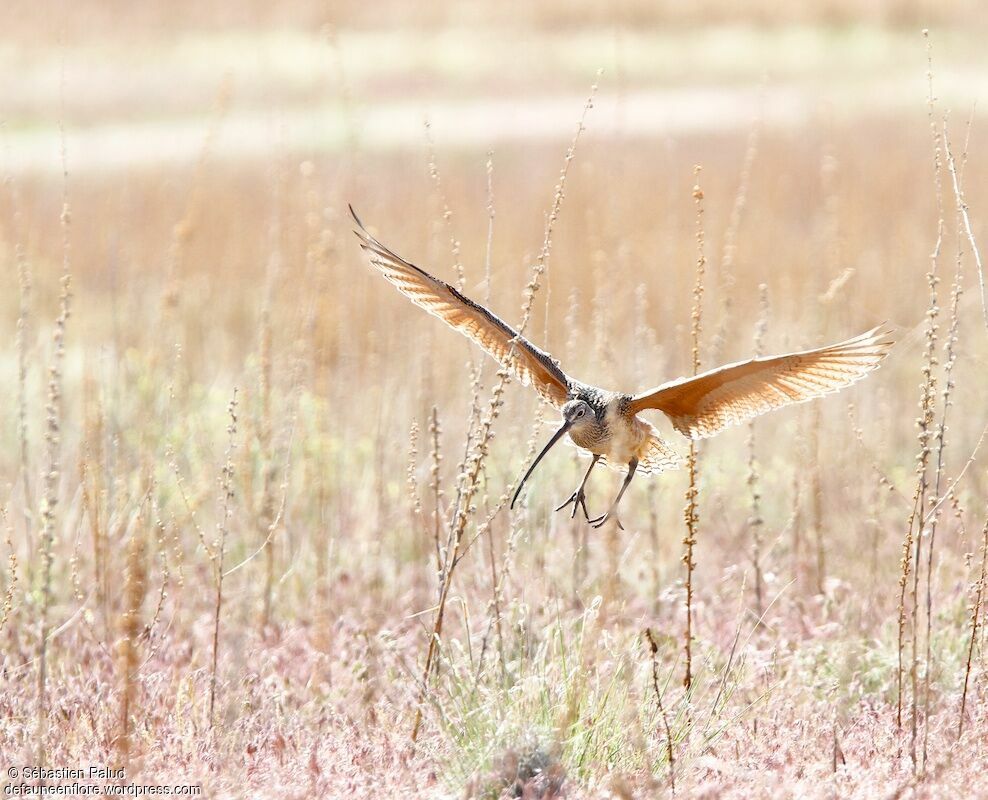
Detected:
[
  {"left": 790, "top": 428, "right": 804, "bottom": 581},
  {"left": 425, "top": 123, "right": 487, "bottom": 490},
  {"left": 907, "top": 251, "right": 939, "bottom": 771},
  {"left": 470, "top": 166, "right": 510, "bottom": 683},
  {"left": 411, "top": 365, "right": 509, "bottom": 745},
  {"left": 483, "top": 511, "right": 506, "bottom": 684},
  {"left": 407, "top": 421, "right": 423, "bottom": 539},
  {"left": 917, "top": 425, "right": 988, "bottom": 531},
  {"left": 0, "top": 508, "right": 19, "bottom": 634},
  {"left": 209, "top": 389, "right": 238, "bottom": 729},
  {"left": 484, "top": 151, "right": 495, "bottom": 306},
  {"left": 847, "top": 403, "right": 911, "bottom": 510},
  {"left": 896, "top": 33, "right": 942, "bottom": 746},
  {"left": 69, "top": 471, "right": 115, "bottom": 665},
  {"left": 221, "top": 408, "right": 297, "bottom": 581},
  {"left": 810, "top": 403, "right": 825, "bottom": 595},
  {"left": 944, "top": 122, "right": 987, "bottom": 332},
  {"left": 80, "top": 387, "right": 110, "bottom": 638},
  {"left": 959, "top": 514, "right": 988, "bottom": 736},
  {"left": 908, "top": 40, "right": 944, "bottom": 770},
  {"left": 144, "top": 510, "right": 170, "bottom": 657},
  {"left": 169, "top": 448, "right": 213, "bottom": 559},
  {"left": 945, "top": 113, "right": 983, "bottom": 327},
  {"left": 747, "top": 285, "right": 769, "bottom": 616},
  {"left": 118, "top": 500, "right": 148, "bottom": 770},
  {"left": 645, "top": 629, "right": 676, "bottom": 795},
  {"left": 565, "top": 288, "right": 587, "bottom": 590},
  {"left": 410, "top": 79, "right": 598, "bottom": 743},
  {"left": 633, "top": 286, "right": 662, "bottom": 598},
  {"left": 447, "top": 364, "right": 486, "bottom": 561},
  {"left": 37, "top": 118, "right": 72, "bottom": 768},
  {"left": 428, "top": 406, "right": 444, "bottom": 576},
  {"left": 15, "top": 211, "right": 34, "bottom": 551},
  {"left": 487, "top": 496, "right": 526, "bottom": 686},
  {"left": 424, "top": 119, "right": 465, "bottom": 291},
  {"left": 258, "top": 204, "right": 280, "bottom": 630},
  {"left": 811, "top": 151, "right": 843, "bottom": 597},
  {"left": 683, "top": 166, "right": 705, "bottom": 692},
  {"left": 894, "top": 374, "right": 916, "bottom": 724},
  {"left": 458, "top": 152, "right": 498, "bottom": 506},
  {"left": 221, "top": 272, "right": 306, "bottom": 591},
  {"left": 2, "top": 156, "right": 35, "bottom": 556},
  {"left": 475, "top": 395, "right": 542, "bottom": 689},
  {"left": 475, "top": 152, "right": 497, "bottom": 523},
  {"left": 920, "top": 118, "right": 966, "bottom": 765},
  {"left": 470, "top": 486, "right": 521, "bottom": 685}
]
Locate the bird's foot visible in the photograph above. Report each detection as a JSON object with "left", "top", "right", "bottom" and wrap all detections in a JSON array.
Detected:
[
  {"left": 555, "top": 490, "right": 590, "bottom": 520},
  {"left": 588, "top": 512, "right": 624, "bottom": 531}
]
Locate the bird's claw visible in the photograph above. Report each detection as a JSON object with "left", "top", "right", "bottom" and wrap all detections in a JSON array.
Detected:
[
  {"left": 589, "top": 512, "right": 624, "bottom": 531},
  {"left": 555, "top": 490, "right": 590, "bottom": 520}
]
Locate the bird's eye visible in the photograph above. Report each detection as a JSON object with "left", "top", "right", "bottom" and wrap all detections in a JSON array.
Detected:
[{"left": 576, "top": 407, "right": 585, "bottom": 417}]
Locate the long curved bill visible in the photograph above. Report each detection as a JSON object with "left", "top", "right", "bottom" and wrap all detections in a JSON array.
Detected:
[{"left": 510, "top": 419, "right": 573, "bottom": 509}]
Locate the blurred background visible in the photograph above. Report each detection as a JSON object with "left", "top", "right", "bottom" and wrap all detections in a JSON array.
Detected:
[{"left": 5, "top": 1, "right": 988, "bottom": 167}]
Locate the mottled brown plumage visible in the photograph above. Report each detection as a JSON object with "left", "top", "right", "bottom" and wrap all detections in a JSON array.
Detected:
[{"left": 351, "top": 207, "right": 893, "bottom": 528}]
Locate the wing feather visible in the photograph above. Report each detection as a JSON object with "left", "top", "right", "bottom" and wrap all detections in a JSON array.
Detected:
[
  {"left": 350, "top": 206, "right": 572, "bottom": 407},
  {"left": 629, "top": 326, "right": 893, "bottom": 438}
]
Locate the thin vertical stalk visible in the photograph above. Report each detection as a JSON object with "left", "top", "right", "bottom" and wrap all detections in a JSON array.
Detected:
[
  {"left": 645, "top": 629, "right": 676, "bottom": 795},
  {"left": 428, "top": 406, "right": 444, "bottom": 577},
  {"left": 118, "top": 496, "right": 148, "bottom": 771},
  {"left": 747, "top": 285, "right": 769, "bottom": 616},
  {"left": 209, "top": 389, "right": 238, "bottom": 729},
  {"left": 683, "top": 166, "right": 705, "bottom": 692},
  {"left": 0, "top": 508, "right": 18, "bottom": 634},
  {"left": 2, "top": 144, "right": 35, "bottom": 562},
  {"left": 37, "top": 107, "right": 72, "bottom": 769},
  {"left": 919, "top": 121, "right": 966, "bottom": 766},
  {"left": 959, "top": 514, "right": 988, "bottom": 736},
  {"left": 411, "top": 79, "right": 598, "bottom": 742},
  {"left": 896, "top": 32, "right": 942, "bottom": 750}
]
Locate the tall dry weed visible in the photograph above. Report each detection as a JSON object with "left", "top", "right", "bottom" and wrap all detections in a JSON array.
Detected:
[
  {"left": 411, "top": 79, "right": 599, "bottom": 742},
  {"left": 682, "top": 165, "right": 705, "bottom": 692}
]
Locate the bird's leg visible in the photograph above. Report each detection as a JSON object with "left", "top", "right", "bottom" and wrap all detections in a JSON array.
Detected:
[
  {"left": 554, "top": 454, "right": 600, "bottom": 520},
  {"left": 589, "top": 458, "right": 639, "bottom": 530}
]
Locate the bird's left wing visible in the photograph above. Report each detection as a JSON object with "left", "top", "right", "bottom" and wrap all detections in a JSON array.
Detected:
[
  {"left": 350, "top": 206, "right": 572, "bottom": 407},
  {"left": 628, "top": 325, "right": 893, "bottom": 438}
]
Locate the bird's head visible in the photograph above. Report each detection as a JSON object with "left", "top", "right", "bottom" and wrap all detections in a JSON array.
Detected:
[
  {"left": 511, "top": 398, "right": 596, "bottom": 510},
  {"left": 562, "top": 398, "right": 596, "bottom": 431}
]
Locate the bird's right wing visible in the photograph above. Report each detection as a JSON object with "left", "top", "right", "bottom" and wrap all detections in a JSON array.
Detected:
[
  {"left": 350, "top": 206, "right": 572, "bottom": 407},
  {"left": 628, "top": 325, "right": 893, "bottom": 438}
]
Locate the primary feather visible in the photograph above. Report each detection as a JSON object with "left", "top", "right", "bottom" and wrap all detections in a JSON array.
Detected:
[{"left": 350, "top": 206, "right": 572, "bottom": 407}]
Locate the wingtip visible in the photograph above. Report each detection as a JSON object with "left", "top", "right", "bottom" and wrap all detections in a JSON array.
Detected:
[
  {"left": 870, "top": 321, "right": 896, "bottom": 353},
  {"left": 349, "top": 204, "right": 382, "bottom": 256},
  {"left": 348, "top": 203, "right": 367, "bottom": 236},
  {"left": 849, "top": 322, "right": 895, "bottom": 354}
]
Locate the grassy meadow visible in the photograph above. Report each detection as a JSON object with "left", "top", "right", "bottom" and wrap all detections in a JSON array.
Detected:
[{"left": 2, "top": 4, "right": 988, "bottom": 798}]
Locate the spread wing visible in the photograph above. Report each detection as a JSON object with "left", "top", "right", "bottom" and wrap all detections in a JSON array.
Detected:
[
  {"left": 628, "top": 325, "right": 893, "bottom": 439},
  {"left": 350, "top": 206, "right": 572, "bottom": 407}
]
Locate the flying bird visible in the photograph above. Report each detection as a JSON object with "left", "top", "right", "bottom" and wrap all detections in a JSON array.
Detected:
[{"left": 350, "top": 206, "right": 892, "bottom": 529}]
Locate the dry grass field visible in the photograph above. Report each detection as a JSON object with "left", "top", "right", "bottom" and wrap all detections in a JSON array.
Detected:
[{"left": 2, "top": 3, "right": 988, "bottom": 798}]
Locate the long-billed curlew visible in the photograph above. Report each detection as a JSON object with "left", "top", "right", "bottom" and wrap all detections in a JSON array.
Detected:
[{"left": 350, "top": 206, "right": 892, "bottom": 529}]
